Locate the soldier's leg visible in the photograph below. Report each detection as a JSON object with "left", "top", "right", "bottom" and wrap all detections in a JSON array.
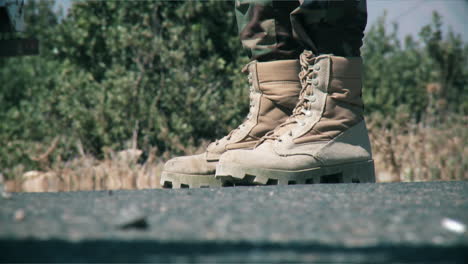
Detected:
[
  {"left": 235, "top": 0, "right": 367, "bottom": 60},
  {"left": 216, "top": 0, "right": 376, "bottom": 185}
]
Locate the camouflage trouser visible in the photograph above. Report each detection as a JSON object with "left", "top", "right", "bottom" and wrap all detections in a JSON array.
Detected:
[{"left": 235, "top": 0, "right": 367, "bottom": 61}]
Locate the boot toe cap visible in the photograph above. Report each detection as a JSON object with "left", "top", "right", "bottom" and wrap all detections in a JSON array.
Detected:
[{"left": 163, "top": 153, "right": 216, "bottom": 175}]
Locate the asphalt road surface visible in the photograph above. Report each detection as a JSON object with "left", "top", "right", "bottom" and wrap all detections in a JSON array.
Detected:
[{"left": 1, "top": 182, "right": 467, "bottom": 263}]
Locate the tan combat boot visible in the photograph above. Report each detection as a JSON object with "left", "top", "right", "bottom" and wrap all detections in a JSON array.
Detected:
[
  {"left": 161, "top": 59, "right": 302, "bottom": 188},
  {"left": 216, "top": 51, "right": 375, "bottom": 185}
]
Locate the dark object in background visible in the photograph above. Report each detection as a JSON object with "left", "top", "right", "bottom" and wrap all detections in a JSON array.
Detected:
[
  {"left": 118, "top": 217, "right": 149, "bottom": 231},
  {"left": 0, "top": 0, "right": 38, "bottom": 56}
]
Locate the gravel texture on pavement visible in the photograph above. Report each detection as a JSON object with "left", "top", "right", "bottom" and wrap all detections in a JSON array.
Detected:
[{"left": 1, "top": 181, "right": 467, "bottom": 263}]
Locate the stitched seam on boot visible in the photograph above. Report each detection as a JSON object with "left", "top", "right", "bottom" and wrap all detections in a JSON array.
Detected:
[{"left": 240, "top": 92, "right": 263, "bottom": 142}]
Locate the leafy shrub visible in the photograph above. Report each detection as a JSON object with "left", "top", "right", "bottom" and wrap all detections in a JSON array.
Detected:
[
  {"left": 1, "top": 0, "right": 249, "bottom": 178},
  {"left": 362, "top": 12, "right": 468, "bottom": 119}
]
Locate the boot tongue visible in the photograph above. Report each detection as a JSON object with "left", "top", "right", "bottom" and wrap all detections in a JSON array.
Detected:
[
  {"left": 271, "top": 106, "right": 307, "bottom": 137},
  {"left": 260, "top": 51, "right": 316, "bottom": 141},
  {"left": 261, "top": 93, "right": 308, "bottom": 141}
]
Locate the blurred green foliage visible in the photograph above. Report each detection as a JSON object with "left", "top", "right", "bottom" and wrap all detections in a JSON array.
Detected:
[
  {"left": 362, "top": 12, "right": 468, "bottom": 119},
  {"left": 0, "top": 1, "right": 467, "bottom": 179}
]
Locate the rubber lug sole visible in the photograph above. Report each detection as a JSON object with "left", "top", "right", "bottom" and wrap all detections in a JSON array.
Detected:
[
  {"left": 160, "top": 171, "right": 235, "bottom": 189},
  {"left": 215, "top": 160, "right": 375, "bottom": 185}
]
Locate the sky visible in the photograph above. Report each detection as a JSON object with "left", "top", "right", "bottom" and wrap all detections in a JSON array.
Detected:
[
  {"left": 367, "top": 0, "right": 468, "bottom": 42},
  {"left": 54, "top": 0, "right": 468, "bottom": 42}
]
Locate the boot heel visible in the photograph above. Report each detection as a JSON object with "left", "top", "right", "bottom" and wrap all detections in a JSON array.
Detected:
[
  {"left": 341, "top": 160, "right": 375, "bottom": 183},
  {"left": 319, "top": 160, "right": 375, "bottom": 184}
]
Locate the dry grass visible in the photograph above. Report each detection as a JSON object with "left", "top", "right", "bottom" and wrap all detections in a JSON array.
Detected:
[
  {"left": 3, "top": 148, "right": 164, "bottom": 192},
  {"left": 2, "top": 114, "right": 466, "bottom": 192},
  {"left": 369, "top": 112, "right": 467, "bottom": 182}
]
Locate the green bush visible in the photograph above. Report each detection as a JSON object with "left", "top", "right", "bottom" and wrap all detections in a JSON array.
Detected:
[
  {"left": 362, "top": 12, "right": 468, "bottom": 119},
  {"left": 1, "top": 0, "right": 250, "bottom": 178},
  {"left": 0, "top": 1, "right": 466, "bottom": 179}
]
